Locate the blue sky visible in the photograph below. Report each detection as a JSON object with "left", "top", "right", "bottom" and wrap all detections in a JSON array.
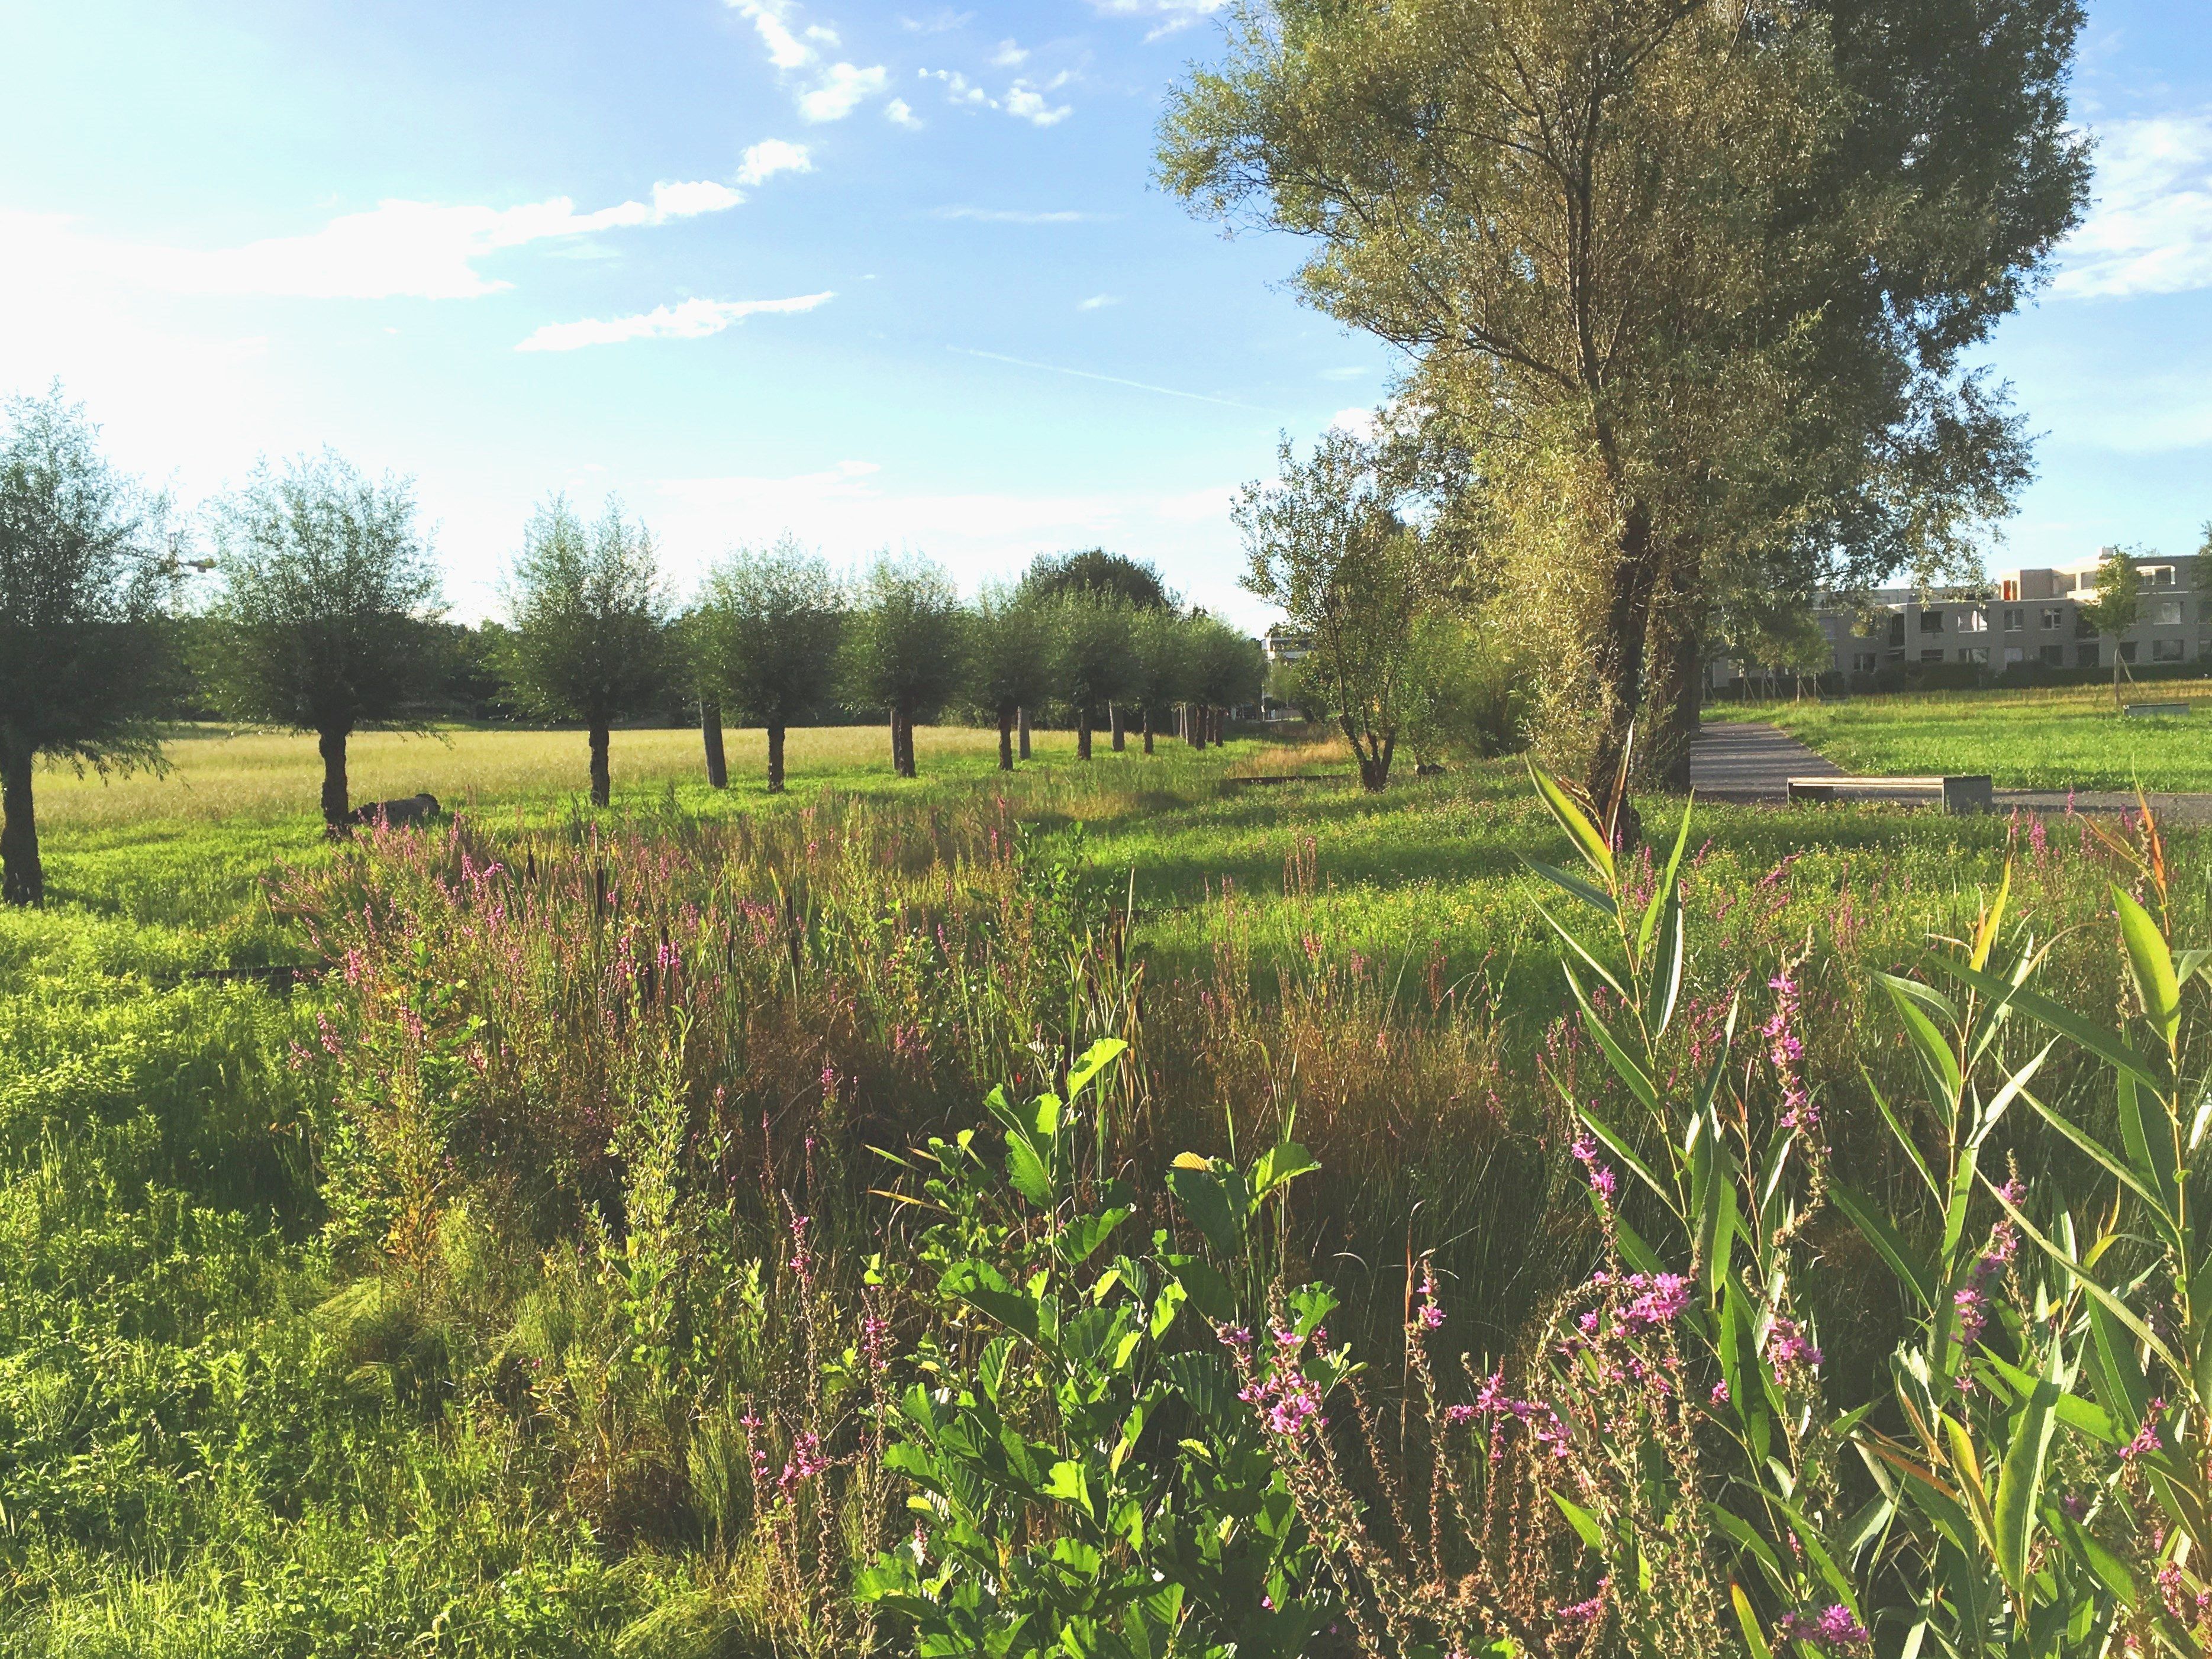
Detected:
[{"left": 1, "top": 0, "right": 2207, "bottom": 628}]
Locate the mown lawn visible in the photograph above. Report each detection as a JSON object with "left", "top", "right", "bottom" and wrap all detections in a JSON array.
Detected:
[{"left": 1708, "top": 679, "right": 2212, "bottom": 790}]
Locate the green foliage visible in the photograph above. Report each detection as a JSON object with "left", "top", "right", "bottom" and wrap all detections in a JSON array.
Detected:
[
  {"left": 496, "top": 496, "right": 670, "bottom": 727},
  {"left": 857, "top": 1040, "right": 1334, "bottom": 1658},
  {"left": 695, "top": 535, "right": 843, "bottom": 730},
  {"left": 1015, "top": 549, "right": 1175, "bottom": 612},
  {"left": 1044, "top": 592, "right": 1137, "bottom": 746},
  {"left": 0, "top": 385, "right": 179, "bottom": 906},
  {"left": 840, "top": 556, "right": 966, "bottom": 776}
]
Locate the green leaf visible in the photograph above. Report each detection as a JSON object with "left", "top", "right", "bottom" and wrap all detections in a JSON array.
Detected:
[
  {"left": 1520, "top": 855, "right": 1617, "bottom": 918},
  {"left": 1991, "top": 1185, "right": 2188, "bottom": 1382},
  {"left": 1927, "top": 957, "right": 2159, "bottom": 1086},
  {"left": 1829, "top": 1182, "right": 1936, "bottom": 1309},
  {"left": 1166, "top": 1164, "right": 1242, "bottom": 1261},
  {"left": 2114, "top": 885, "right": 2182, "bottom": 1051},
  {"left": 1576, "top": 1107, "right": 1671, "bottom": 1209},
  {"left": 1564, "top": 962, "right": 1660, "bottom": 1114},
  {"left": 1992, "top": 1347, "right": 2062, "bottom": 1599},
  {"left": 1707, "top": 1506, "right": 1788, "bottom": 1599},
  {"left": 1639, "top": 795, "right": 1695, "bottom": 957},
  {"left": 2116, "top": 1071, "right": 2182, "bottom": 1223},
  {"left": 1250, "top": 1141, "right": 1320, "bottom": 1202},
  {"left": 1645, "top": 890, "right": 1685, "bottom": 1042},
  {"left": 2019, "top": 1085, "right": 2178, "bottom": 1251},
  {"left": 1879, "top": 974, "right": 1962, "bottom": 1127},
  {"left": 1549, "top": 1489, "right": 1604, "bottom": 1551},
  {"left": 1527, "top": 759, "right": 1615, "bottom": 888},
  {"left": 1730, "top": 1584, "right": 1775, "bottom": 1659},
  {"left": 1004, "top": 1132, "right": 1056, "bottom": 1208},
  {"left": 1066, "top": 1037, "right": 1128, "bottom": 1101}
]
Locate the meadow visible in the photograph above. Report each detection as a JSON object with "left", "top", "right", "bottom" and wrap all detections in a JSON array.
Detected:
[
  {"left": 1711, "top": 677, "right": 2212, "bottom": 790},
  {"left": 5, "top": 722, "right": 2208, "bottom": 1653}
]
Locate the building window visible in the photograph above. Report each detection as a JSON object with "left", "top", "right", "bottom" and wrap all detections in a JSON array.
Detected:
[
  {"left": 2040, "top": 606, "right": 2065, "bottom": 630},
  {"left": 2076, "top": 612, "right": 2101, "bottom": 639},
  {"left": 2145, "top": 566, "right": 2176, "bottom": 587},
  {"left": 1888, "top": 615, "right": 1905, "bottom": 646},
  {"left": 2078, "top": 644, "right": 2101, "bottom": 668},
  {"left": 2119, "top": 641, "right": 2139, "bottom": 664},
  {"left": 2041, "top": 644, "right": 2065, "bottom": 667},
  {"left": 2003, "top": 607, "right": 2024, "bottom": 631},
  {"left": 1920, "top": 648, "right": 1946, "bottom": 664},
  {"left": 2156, "top": 598, "right": 2185, "bottom": 627},
  {"left": 1962, "top": 645, "right": 1990, "bottom": 664},
  {"left": 1920, "top": 609, "right": 1945, "bottom": 632},
  {"left": 2153, "top": 637, "right": 2185, "bottom": 662},
  {"left": 2004, "top": 645, "right": 2024, "bottom": 664},
  {"left": 1961, "top": 609, "right": 1988, "bottom": 632},
  {"left": 1851, "top": 652, "right": 1877, "bottom": 673}
]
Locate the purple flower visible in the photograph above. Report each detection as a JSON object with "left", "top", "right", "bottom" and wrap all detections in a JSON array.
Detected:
[
  {"left": 1620, "top": 1273, "right": 1691, "bottom": 1332},
  {"left": 1415, "top": 1268, "right": 1445, "bottom": 1330},
  {"left": 2124, "top": 1399, "right": 2166, "bottom": 1463},
  {"left": 1776, "top": 1605, "right": 1870, "bottom": 1651},
  {"left": 1767, "top": 1316, "right": 1823, "bottom": 1380}
]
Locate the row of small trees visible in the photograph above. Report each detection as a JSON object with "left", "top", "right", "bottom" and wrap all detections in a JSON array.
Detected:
[{"left": 0, "top": 388, "right": 1260, "bottom": 905}]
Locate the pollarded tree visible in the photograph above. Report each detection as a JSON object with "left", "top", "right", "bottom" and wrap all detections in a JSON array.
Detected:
[
  {"left": 498, "top": 496, "right": 671, "bottom": 808},
  {"left": 1127, "top": 606, "right": 1193, "bottom": 755},
  {"left": 0, "top": 386, "right": 178, "bottom": 906},
  {"left": 1046, "top": 592, "right": 1137, "bottom": 761},
  {"left": 1186, "top": 614, "right": 1265, "bottom": 751},
  {"left": 968, "top": 583, "right": 1054, "bottom": 771},
  {"left": 1237, "top": 429, "right": 1440, "bottom": 791},
  {"left": 841, "top": 554, "right": 966, "bottom": 779},
  {"left": 208, "top": 450, "right": 444, "bottom": 835},
  {"left": 696, "top": 537, "right": 844, "bottom": 791}
]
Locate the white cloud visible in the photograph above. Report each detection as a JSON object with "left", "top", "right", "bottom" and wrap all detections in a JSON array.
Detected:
[
  {"left": 737, "top": 138, "right": 812, "bottom": 185},
  {"left": 884, "top": 98, "right": 923, "bottom": 129},
  {"left": 800, "top": 61, "right": 888, "bottom": 120},
  {"left": 1078, "top": 293, "right": 1119, "bottom": 310},
  {"left": 515, "top": 291, "right": 835, "bottom": 352},
  {"left": 729, "top": 0, "right": 815, "bottom": 69},
  {"left": 1329, "top": 406, "right": 1379, "bottom": 438},
  {"left": 1320, "top": 364, "right": 1369, "bottom": 382},
  {"left": 1005, "top": 80, "right": 1073, "bottom": 127},
  {"left": 931, "top": 206, "right": 1102, "bottom": 224},
  {"left": 990, "top": 38, "right": 1028, "bottom": 66},
  {"left": 921, "top": 67, "right": 994, "bottom": 108},
  {"left": 1083, "top": 0, "right": 1224, "bottom": 37},
  {"left": 2055, "top": 111, "right": 2212, "bottom": 298},
  {"left": 899, "top": 7, "right": 973, "bottom": 30},
  {"left": 1, "top": 183, "right": 747, "bottom": 305}
]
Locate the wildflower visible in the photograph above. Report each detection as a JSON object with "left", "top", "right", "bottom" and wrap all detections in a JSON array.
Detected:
[
  {"left": 778, "top": 1429, "right": 826, "bottom": 1500},
  {"left": 1620, "top": 1272, "right": 1691, "bottom": 1332},
  {"left": 1767, "top": 1316, "right": 1823, "bottom": 1381},
  {"left": 2124, "top": 1399, "right": 2166, "bottom": 1463},
  {"left": 860, "top": 1314, "right": 892, "bottom": 1373},
  {"left": 789, "top": 1212, "right": 814, "bottom": 1286},
  {"left": 1415, "top": 1268, "right": 1445, "bottom": 1331},
  {"left": 1556, "top": 1583, "right": 1609, "bottom": 1626},
  {"left": 1776, "top": 1605, "right": 1870, "bottom": 1651},
  {"left": 1216, "top": 1323, "right": 1254, "bottom": 1348},
  {"left": 1571, "top": 1131, "right": 1617, "bottom": 1200},
  {"left": 1709, "top": 1380, "right": 1730, "bottom": 1406}
]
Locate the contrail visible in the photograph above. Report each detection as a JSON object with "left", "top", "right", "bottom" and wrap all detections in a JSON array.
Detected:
[{"left": 947, "top": 346, "right": 1271, "bottom": 412}]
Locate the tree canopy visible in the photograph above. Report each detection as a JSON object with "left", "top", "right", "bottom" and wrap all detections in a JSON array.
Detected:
[
  {"left": 841, "top": 555, "right": 966, "bottom": 778},
  {"left": 0, "top": 386, "right": 178, "bottom": 905},
  {"left": 696, "top": 537, "right": 843, "bottom": 790},
  {"left": 1018, "top": 548, "right": 1176, "bottom": 612}
]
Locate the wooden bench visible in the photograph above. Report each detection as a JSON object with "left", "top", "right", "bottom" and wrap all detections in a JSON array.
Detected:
[
  {"left": 1787, "top": 774, "right": 1994, "bottom": 815},
  {"left": 2124, "top": 702, "right": 2189, "bottom": 718}
]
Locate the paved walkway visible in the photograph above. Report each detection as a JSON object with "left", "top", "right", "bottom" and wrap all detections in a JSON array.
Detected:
[{"left": 1688, "top": 721, "right": 2212, "bottom": 822}]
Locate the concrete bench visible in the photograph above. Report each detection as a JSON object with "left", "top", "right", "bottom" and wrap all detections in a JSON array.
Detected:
[
  {"left": 1787, "top": 774, "right": 1994, "bottom": 815},
  {"left": 2124, "top": 702, "right": 2189, "bottom": 717}
]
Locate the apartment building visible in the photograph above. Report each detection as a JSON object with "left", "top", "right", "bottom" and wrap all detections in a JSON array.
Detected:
[{"left": 1716, "top": 548, "right": 2205, "bottom": 688}]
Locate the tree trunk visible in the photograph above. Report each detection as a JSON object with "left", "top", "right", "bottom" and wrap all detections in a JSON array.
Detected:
[
  {"left": 0, "top": 746, "right": 42, "bottom": 907},
  {"left": 1188, "top": 706, "right": 1205, "bottom": 752},
  {"left": 1583, "top": 500, "right": 1660, "bottom": 850},
  {"left": 1077, "top": 711, "right": 1093, "bottom": 761},
  {"left": 767, "top": 721, "right": 786, "bottom": 792},
  {"left": 895, "top": 710, "right": 917, "bottom": 779},
  {"left": 701, "top": 698, "right": 728, "bottom": 789},
  {"left": 1017, "top": 706, "right": 1031, "bottom": 761},
  {"left": 320, "top": 727, "right": 351, "bottom": 837},
  {"left": 1644, "top": 546, "right": 1704, "bottom": 792},
  {"left": 1142, "top": 707, "right": 1154, "bottom": 756},
  {"left": 589, "top": 724, "right": 612, "bottom": 808},
  {"left": 998, "top": 704, "right": 1015, "bottom": 772},
  {"left": 1110, "top": 703, "right": 1126, "bottom": 753}
]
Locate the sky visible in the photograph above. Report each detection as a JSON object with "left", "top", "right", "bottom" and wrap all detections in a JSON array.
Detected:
[{"left": 0, "top": 0, "right": 2208, "bottom": 629}]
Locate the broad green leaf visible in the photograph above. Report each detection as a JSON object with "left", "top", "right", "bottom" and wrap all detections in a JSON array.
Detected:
[
  {"left": 1527, "top": 759, "right": 1616, "bottom": 887},
  {"left": 1250, "top": 1140, "right": 1320, "bottom": 1202},
  {"left": 1992, "top": 1345, "right": 2062, "bottom": 1600},
  {"left": 1520, "top": 855, "right": 1617, "bottom": 918},
  {"left": 2114, "top": 885, "right": 2182, "bottom": 1051},
  {"left": 1639, "top": 794, "right": 1695, "bottom": 956},
  {"left": 1730, "top": 1583, "right": 1775, "bottom": 1659},
  {"left": 2116, "top": 1071, "right": 2181, "bottom": 1222},
  {"left": 1004, "top": 1133, "right": 1056, "bottom": 1208},
  {"left": 1928, "top": 956, "right": 2159, "bottom": 1086},
  {"left": 1881, "top": 975, "right": 1963, "bottom": 1127},
  {"left": 1549, "top": 1489, "right": 1604, "bottom": 1550},
  {"left": 1065, "top": 1037, "right": 1128, "bottom": 1101},
  {"left": 1166, "top": 1165, "right": 1242, "bottom": 1261},
  {"left": 1645, "top": 891, "right": 1685, "bottom": 1041}
]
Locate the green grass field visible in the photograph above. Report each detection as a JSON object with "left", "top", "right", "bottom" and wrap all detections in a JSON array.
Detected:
[
  {"left": 1710, "top": 678, "right": 2212, "bottom": 790},
  {"left": 7, "top": 718, "right": 2205, "bottom": 1653}
]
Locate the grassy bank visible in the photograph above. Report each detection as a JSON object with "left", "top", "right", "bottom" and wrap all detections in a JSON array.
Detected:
[
  {"left": 1709, "top": 678, "right": 2212, "bottom": 790},
  {"left": 4, "top": 725, "right": 2203, "bottom": 1652}
]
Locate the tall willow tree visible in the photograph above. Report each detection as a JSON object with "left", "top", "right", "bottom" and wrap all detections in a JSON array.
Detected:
[
  {"left": 1161, "top": 0, "right": 2087, "bottom": 823},
  {"left": 0, "top": 388, "right": 176, "bottom": 905},
  {"left": 498, "top": 498, "right": 670, "bottom": 808}
]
